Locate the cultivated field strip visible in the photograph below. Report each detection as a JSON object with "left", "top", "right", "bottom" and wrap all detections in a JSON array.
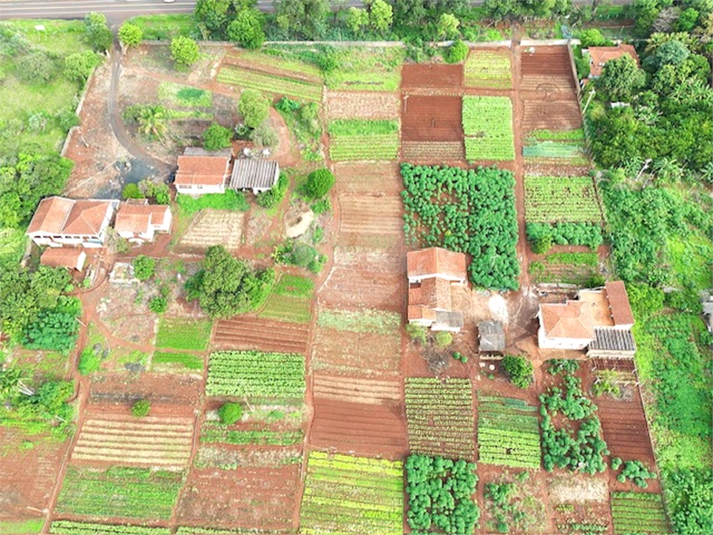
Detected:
[
  {"left": 611, "top": 492, "right": 670, "bottom": 535},
  {"left": 522, "top": 99, "right": 582, "bottom": 131},
  {"left": 520, "top": 47, "right": 576, "bottom": 94},
  {"left": 464, "top": 49, "right": 512, "bottom": 88},
  {"left": 333, "top": 162, "right": 403, "bottom": 195},
  {"left": 477, "top": 395, "right": 542, "bottom": 469},
  {"left": 312, "top": 328, "right": 402, "bottom": 378},
  {"left": 597, "top": 392, "right": 656, "bottom": 463},
  {"left": 402, "top": 63, "right": 463, "bottom": 88},
  {"left": 50, "top": 520, "right": 171, "bottom": 535},
  {"left": 300, "top": 452, "right": 403, "bottom": 535},
  {"left": 524, "top": 175, "right": 603, "bottom": 223},
  {"left": 401, "top": 95, "right": 463, "bottom": 142},
  {"left": 217, "top": 65, "right": 323, "bottom": 102},
  {"left": 401, "top": 141, "right": 464, "bottom": 162},
  {"left": 404, "top": 378, "right": 475, "bottom": 460},
  {"left": 326, "top": 91, "right": 400, "bottom": 120},
  {"left": 71, "top": 415, "right": 194, "bottom": 466},
  {"left": 222, "top": 51, "right": 323, "bottom": 84},
  {"left": 212, "top": 316, "right": 309, "bottom": 354},
  {"left": 338, "top": 197, "right": 403, "bottom": 245},
  {"left": 313, "top": 375, "right": 401, "bottom": 404},
  {"left": 178, "top": 210, "right": 244, "bottom": 251}
]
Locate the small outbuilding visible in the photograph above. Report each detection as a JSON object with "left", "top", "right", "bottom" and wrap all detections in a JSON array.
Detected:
[
  {"left": 478, "top": 321, "right": 505, "bottom": 353},
  {"left": 174, "top": 147, "right": 231, "bottom": 196},
  {"left": 585, "top": 44, "right": 640, "bottom": 78},
  {"left": 40, "top": 247, "right": 87, "bottom": 271},
  {"left": 229, "top": 159, "right": 280, "bottom": 194}
]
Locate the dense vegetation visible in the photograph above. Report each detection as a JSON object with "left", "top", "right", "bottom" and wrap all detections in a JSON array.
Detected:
[
  {"left": 401, "top": 164, "right": 519, "bottom": 291},
  {"left": 405, "top": 454, "right": 479, "bottom": 535}
]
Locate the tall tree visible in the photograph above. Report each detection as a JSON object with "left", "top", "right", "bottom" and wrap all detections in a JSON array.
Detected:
[{"left": 597, "top": 55, "right": 646, "bottom": 102}]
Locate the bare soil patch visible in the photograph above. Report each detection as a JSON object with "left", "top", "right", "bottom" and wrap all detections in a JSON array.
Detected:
[
  {"left": 312, "top": 328, "right": 402, "bottom": 378},
  {"left": 521, "top": 98, "right": 582, "bottom": 131},
  {"left": 333, "top": 162, "right": 403, "bottom": 196},
  {"left": 337, "top": 195, "right": 403, "bottom": 248},
  {"left": 519, "top": 47, "right": 576, "bottom": 94},
  {"left": 212, "top": 315, "right": 310, "bottom": 355},
  {"left": 309, "top": 398, "right": 408, "bottom": 459},
  {"left": 402, "top": 95, "right": 464, "bottom": 142},
  {"left": 402, "top": 64, "right": 463, "bottom": 88},
  {"left": 326, "top": 91, "right": 400, "bottom": 120},
  {"left": 313, "top": 375, "right": 401, "bottom": 405},
  {"left": 176, "top": 465, "right": 299, "bottom": 531},
  {"left": 96, "top": 284, "right": 158, "bottom": 347},
  {"left": 177, "top": 210, "right": 245, "bottom": 253},
  {"left": 88, "top": 374, "right": 202, "bottom": 408}
]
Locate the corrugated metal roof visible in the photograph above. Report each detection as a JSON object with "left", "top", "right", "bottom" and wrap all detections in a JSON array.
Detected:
[
  {"left": 478, "top": 321, "right": 505, "bottom": 352},
  {"left": 589, "top": 328, "right": 636, "bottom": 352},
  {"left": 229, "top": 159, "right": 279, "bottom": 190}
]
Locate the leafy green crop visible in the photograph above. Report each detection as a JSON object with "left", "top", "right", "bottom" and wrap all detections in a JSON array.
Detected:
[{"left": 462, "top": 96, "right": 514, "bottom": 161}]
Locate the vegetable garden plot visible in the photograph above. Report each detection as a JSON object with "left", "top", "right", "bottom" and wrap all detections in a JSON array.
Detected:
[
  {"left": 611, "top": 492, "right": 669, "bottom": 535},
  {"left": 156, "top": 317, "right": 212, "bottom": 351},
  {"left": 216, "top": 65, "right": 322, "bottom": 102},
  {"left": 50, "top": 521, "right": 170, "bottom": 535},
  {"left": 328, "top": 119, "right": 400, "bottom": 161},
  {"left": 212, "top": 316, "right": 309, "bottom": 354},
  {"left": 317, "top": 307, "right": 401, "bottom": 335},
  {"left": 464, "top": 50, "right": 512, "bottom": 89},
  {"left": 177, "top": 209, "right": 244, "bottom": 252},
  {"left": 462, "top": 96, "right": 515, "bottom": 161},
  {"left": 300, "top": 452, "right": 403, "bottom": 535},
  {"left": 176, "top": 465, "right": 299, "bottom": 530},
  {"left": 325, "top": 47, "right": 404, "bottom": 92},
  {"left": 333, "top": 162, "right": 403, "bottom": 196},
  {"left": 401, "top": 164, "right": 520, "bottom": 291},
  {"left": 152, "top": 351, "right": 204, "bottom": 373},
  {"left": 338, "top": 195, "right": 403, "bottom": 249},
  {"left": 312, "top": 327, "right": 402, "bottom": 378},
  {"left": 55, "top": 466, "right": 183, "bottom": 521},
  {"left": 404, "top": 378, "right": 475, "bottom": 460},
  {"left": 519, "top": 47, "right": 576, "bottom": 93},
  {"left": 401, "top": 141, "right": 465, "bottom": 161},
  {"left": 258, "top": 274, "right": 313, "bottom": 324},
  {"left": 477, "top": 395, "right": 541, "bottom": 469},
  {"left": 523, "top": 141, "right": 589, "bottom": 166},
  {"left": 326, "top": 91, "right": 400, "bottom": 120},
  {"left": 524, "top": 176, "right": 603, "bottom": 224},
  {"left": 596, "top": 388, "right": 656, "bottom": 464},
  {"left": 206, "top": 351, "right": 304, "bottom": 399},
  {"left": 223, "top": 49, "right": 323, "bottom": 83},
  {"left": 200, "top": 421, "right": 303, "bottom": 447},
  {"left": 522, "top": 100, "right": 582, "bottom": 132},
  {"left": 401, "top": 95, "right": 464, "bottom": 142},
  {"left": 70, "top": 413, "right": 194, "bottom": 467}
]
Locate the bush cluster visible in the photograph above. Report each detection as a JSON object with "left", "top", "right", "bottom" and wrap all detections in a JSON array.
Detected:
[
  {"left": 501, "top": 355, "right": 533, "bottom": 389},
  {"left": 526, "top": 222, "right": 603, "bottom": 253},
  {"left": 257, "top": 173, "right": 289, "bottom": 209}
]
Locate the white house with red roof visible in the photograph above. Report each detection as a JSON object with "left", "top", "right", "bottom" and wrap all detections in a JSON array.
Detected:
[
  {"left": 115, "top": 199, "right": 172, "bottom": 244},
  {"left": 174, "top": 147, "right": 231, "bottom": 196}
]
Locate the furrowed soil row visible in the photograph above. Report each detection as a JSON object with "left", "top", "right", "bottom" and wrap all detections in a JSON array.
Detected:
[
  {"left": 401, "top": 141, "right": 465, "bottom": 162},
  {"left": 401, "top": 95, "right": 464, "bottom": 142},
  {"left": 312, "top": 328, "right": 402, "bottom": 378},
  {"left": 212, "top": 316, "right": 309, "bottom": 354},
  {"left": 339, "top": 196, "right": 403, "bottom": 235},
  {"left": 402, "top": 64, "right": 463, "bottom": 88},
  {"left": 596, "top": 391, "right": 656, "bottom": 463},
  {"left": 326, "top": 91, "right": 400, "bottom": 120},
  {"left": 177, "top": 210, "right": 244, "bottom": 252},
  {"left": 333, "top": 163, "right": 403, "bottom": 196},
  {"left": 313, "top": 375, "right": 401, "bottom": 404},
  {"left": 522, "top": 99, "right": 582, "bottom": 131}
]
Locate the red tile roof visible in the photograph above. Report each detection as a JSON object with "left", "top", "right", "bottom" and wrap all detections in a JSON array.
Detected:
[
  {"left": 115, "top": 201, "right": 170, "bottom": 235},
  {"left": 409, "top": 277, "right": 453, "bottom": 312},
  {"left": 28, "top": 197, "right": 114, "bottom": 236},
  {"left": 588, "top": 45, "right": 639, "bottom": 77},
  {"left": 40, "top": 247, "right": 86, "bottom": 270},
  {"left": 540, "top": 300, "right": 595, "bottom": 340},
  {"left": 605, "top": 281, "right": 635, "bottom": 326},
  {"left": 175, "top": 154, "right": 230, "bottom": 187},
  {"left": 407, "top": 247, "right": 467, "bottom": 280}
]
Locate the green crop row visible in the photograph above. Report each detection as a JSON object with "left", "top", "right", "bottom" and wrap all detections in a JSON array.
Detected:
[
  {"left": 523, "top": 140, "right": 589, "bottom": 164},
  {"left": 524, "top": 175, "right": 602, "bottom": 224},
  {"left": 329, "top": 134, "right": 399, "bottom": 161},
  {"left": 206, "top": 351, "right": 305, "bottom": 398},
  {"left": 152, "top": 351, "right": 203, "bottom": 371},
  {"left": 317, "top": 307, "right": 401, "bottom": 335},
  {"left": 478, "top": 397, "right": 542, "bottom": 469},
  {"left": 464, "top": 51, "right": 512, "bottom": 88},
  {"left": 217, "top": 66, "right": 322, "bottom": 102},
  {"left": 462, "top": 96, "right": 515, "bottom": 161},
  {"left": 55, "top": 467, "right": 183, "bottom": 521},
  {"left": 50, "top": 521, "right": 170, "bottom": 535},
  {"left": 612, "top": 492, "right": 669, "bottom": 535},
  {"left": 258, "top": 293, "right": 311, "bottom": 324},
  {"left": 300, "top": 452, "right": 403, "bottom": 535},
  {"left": 272, "top": 274, "right": 314, "bottom": 298},
  {"left": 328, "top": 119, "right": 398, "bottom": 137},
  {"left": 528, "top": 128, "right": 585, "bottom": 142},
  {"left": 155, "top": 317, "right": 212, "bottom": 351},
  {"left": 200, "top": 424, "right": 302, "bottom": 446}
]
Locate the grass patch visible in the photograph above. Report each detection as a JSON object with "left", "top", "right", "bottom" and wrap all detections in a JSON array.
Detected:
[
  {"left": 176, "top": 190, "right": 248, "bottom": 216},
  {"left": 462, "top": 96, "right": 515, "bottom": 161},
  {"left": 524, "top": 175, "right": 602, "bottom": 224},
  {"left": 217, "top": 65, "right": 322, "bottom": 102},
  {"left": 155, "top": 317, "right": 212, "bottom": 351},
  {"left": 0, "top": 519, "right": 43, "bottom": 534},
  {"left": 55, "top": 466, "right": 183, "bottom": 520},
  {"left": 272, "top": 274, "right": 314, "bottom": 298},
  {"left": 157, "top": 82, "right": 212, "bottom": 108},
  {"left": 324, "top": 47, "right": 404, "bottom": 92},
  {"left": 234, "top": 49, "right": 323, "bottom": 80},
  {"left": 124, "top": 14, "right": 193, "bottom": 40},
  {"left": 328, "top": 119, "right": 399, "bottom": 161},
  {"left": 258, "top": 274, "right": 313, "bottom": 323},
  {"left": 318, "top": 308, "right": 401, "bottom": 335},
  {"left": 152, "top": 351, "right": 204, "bottom": 371}
]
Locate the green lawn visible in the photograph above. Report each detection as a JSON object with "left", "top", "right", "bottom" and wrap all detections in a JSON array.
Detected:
[
  {"left": 124, "top": 14, "right": 194, "bottom": 40},
  {"left": 155, "top": 317, "right": 212, "bottom": 351}
]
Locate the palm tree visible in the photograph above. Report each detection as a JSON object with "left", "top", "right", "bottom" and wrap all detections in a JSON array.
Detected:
[
  {"left": 653, "top": 157, "right": 684, "bottom": 183},
  {"left": 136, "top": 105, "right": 168, "bottom": 141}
]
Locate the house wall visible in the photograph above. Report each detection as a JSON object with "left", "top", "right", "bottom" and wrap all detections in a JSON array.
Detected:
[
  {"left": 176, "top": 184, "right": 225, "bottom": 196},
  {"left": 538, "top": 326, "right": 591, "bottom": 350},
  {"left": 407, "top": 274, "right": 466, "bottom": 285},
  {"left": 409, "top": 318, "right": 434, "bottom": 328},
  {"left": 30, "top": 235, "right": 104, "bottom": 248}
]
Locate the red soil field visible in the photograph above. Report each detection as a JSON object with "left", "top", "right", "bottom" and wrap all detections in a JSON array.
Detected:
[
  {"left": 312, "top": 328, "right": 403, "bottom": 378},
  {"left": 212, "top": 316, "right": 310, "bottom": 355},
  {"left": 310, "top": 398, "right": 408, "bottom": 459},
  {"left": 176, "top": 465, "right": 300, "bottom": 531},
  {"left": 520, "top": 46, "right": 577, "bottom": 94},
  {"left": 402, "top": 63, "right": 463, "bottom": 88},
  {"left": 401, "top": 95, "right": 464, "bottom": 142},
  {"left": 88, "top": 374, "right": 202, "bottom": 409},
  {"left": 521, "top": 98, "right": 583, "bottom": 131},
  {"left": 337, "top": 195, "right": 403, "bottom": 249},
  {"left": 333, "top": 162, "right": 403, "bottom": 196}
]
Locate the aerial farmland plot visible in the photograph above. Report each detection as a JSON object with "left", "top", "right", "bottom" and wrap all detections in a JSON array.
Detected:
[
  {"left": 464, "top": 49, "right": 512, "bottom": 89},
  {"left": 524, "top": 175, "right": 603, "bottom": 224},
  {"left": 462, "top": 96, "right": 515, "bottom": 161}
]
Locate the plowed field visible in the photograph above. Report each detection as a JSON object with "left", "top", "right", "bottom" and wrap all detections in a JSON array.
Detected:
[
  {"left": 310, "top": 398, "right": 408, "bottom": 458},
  {"left": 326, "top": 91, "right": 400, "bottom": 120},
  {"left": 71, "top": 413, "right": 194, "bottom": 467},
  {"left": 333, "top": 162, "right": 403, "bottom": 196},
  {"left": 338, "top": 196, "right": 403, "bottom": 248},
  {"left": 402, "top": 63, "right": 463, "bottom": 88},
  {"left": 402, "top": 95, "right": 463, "bottom": 142},
  {"left": 520, "top": 47, "right": 576, "bottom": 94},
  {"left": 212, "top": 316, "right": 310, "bottom": 355},
  {"left": 176, "top": 465, "right": 299, "bottom": 531},
  {"left": 522, "top": 99, "right": 582, "bottom": 131},
  {"left": 312, "top": 328, "right": 402, "bottom": 377},
  {"left": 401, "top": 141, "right": 464, "bottom": 162},
  {"left": 313, "top": 375, "right": 401, "bottom": 405},
  {"left": 177, "top": 210, "right": 244, "bottom": 252}
]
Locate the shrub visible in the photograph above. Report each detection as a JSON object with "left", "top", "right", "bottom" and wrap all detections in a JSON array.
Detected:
[
  {"left": 84, "top": 12, "right": 112, "bottom": 52},
  {"left": 502, "top": 355, "right": 534, "bottom": 388},
  {"left": 64, "top": 51, "right": 102, "bottom": 83},
  {"left": 203, "top": 123, "right": 232, "bottom": 151},
  {"left": 132, "top": 255, "right": 155, "bottom": 281},
  {"left": 453, "top": 351, "right": 468, "bottom": 363},
  {"left": 257, "top": 173, "right": 289, "bottom": 209},
  {"left": 250, "top": 120, "right": 278, "bottom": 147},
  {"left": 238, "top": 89, "right": 269, "bottom": 128},
  {"left": 18, "top": 50, "right": 59, "bottom": 84},
  {"left": 170, "top": 36, "right": 200, "bottom": 68},
  {"left": 611, "top": 457, "right": 623, "bottom": 470},
  {"left": 118, "top": 22, "right": 143, "bottom": 47},
  {"left": 131, "top": 399, "right": 150, "bottom": 417},
  {"left": 578, "top": 29, "right": 611, "bottom": 47},
  {"left": 227, "top": 8, "right": 264, "bottom": 49},
  {"left": 23, "top": 310, "right": 79, "bottom": 352},
  {"left": 406, "top": 324, "right": 428, "bottom": 344},
  {"left": 149, "top": 296, "right": 168, "bottom": 314},
  {"left": 435, "top": 331, "right": 453, "bottom": 347},
  {"left": 311, "top": 198, "right": 330, "bottom": 215},
  {"left": 218, "top": 402, "right": 243, "bottom": 425},
  {"left": 444, "top": 39, "right": 468, "bottom": 64},
  {"left": 305, "top": 168, "right": 335, "bottom": 198},
  {"left": 122, "top": 183, "right": 142, "bottom": 199},
  {"left": 78, "top": 348, "right": 101, "bottom": 375},
  {"left": 307, "top": 254, "right": 327, "bottom": 274}
]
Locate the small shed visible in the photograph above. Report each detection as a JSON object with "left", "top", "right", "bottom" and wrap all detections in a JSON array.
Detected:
[
  {"left": 478, "top": 321, "right": 505, "bottom": 353},
  {"left": 40, "top": 247, "right": 86, "bottom": 271},
  {"left": 229, "top": 159, "right": 279, "bottom": 194}
]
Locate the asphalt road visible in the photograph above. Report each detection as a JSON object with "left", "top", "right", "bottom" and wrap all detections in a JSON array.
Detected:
[{"left": 0, "top": 0, "right": 630, "bottom": 23}]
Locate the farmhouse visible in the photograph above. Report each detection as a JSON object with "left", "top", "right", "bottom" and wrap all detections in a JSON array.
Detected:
[
  {"left": 229, "top": 159, "right": 280, "bottom": 194},
  {"left": 114, "top": 199, "right": 172, "bottom": 244},
  {"left": 407, "top": 247, "right": 467, "bottom": 332},
  {"left": 538, "top": 281, "right": 636, "bottom": 357},
  {"left": 27, "top": 196, "right": 119, "bottom": 248},
  {"left": 174, "top": 147, "right": 231, "bottom": 196},
  {"left": 584, "top": 44, "right": 640, "bottom": 78},
  {"left": 40, "top": 247, "right": 87, "bottom": 271}
]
